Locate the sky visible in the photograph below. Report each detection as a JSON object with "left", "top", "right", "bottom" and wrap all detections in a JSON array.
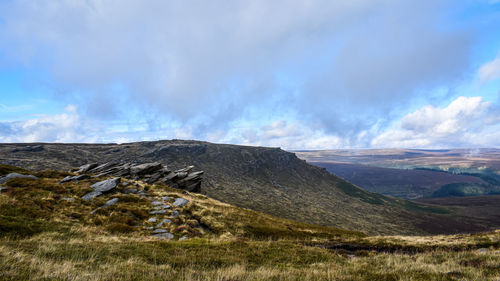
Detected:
[{"left": 0, "top": 0, "right": 500, "bottom": 149}]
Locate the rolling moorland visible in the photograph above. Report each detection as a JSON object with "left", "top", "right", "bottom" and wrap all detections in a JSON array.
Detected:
[
  {"left": 0, "top": 163, "right": 499, "bottom": 280},
  {"left": 2, "top": 141, "right": 500, "bottom": 235},
  {"left": 295, "top": 148, "right": 500, "bottom": 199}
]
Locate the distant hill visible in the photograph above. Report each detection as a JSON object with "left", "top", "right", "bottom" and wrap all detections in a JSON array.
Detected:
[
  {"left": 295, "top": 148, "right": 500, "bottom": 199},
  {"left": 308, "top": 162, "right": 486, "bottom": 199},
  {"left": 1, "top": 141, "right": 499, "bottom": 235}
]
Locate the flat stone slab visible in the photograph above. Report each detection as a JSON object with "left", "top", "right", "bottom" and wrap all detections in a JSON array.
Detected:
[
  {"left": 152, "top": 228, "right": 168, "bottom": 234},
  {"left": 156, "top": 219, "right": 172, "bottom": 227},
  {"left": 59, "top": 174, "right": 90, "bottom": 183},
  {"left": 173, "top": 198, "right": 189, "bottom": 207},
  {"left": 90, "top": 177, "right": 120, "bottom": 193},
  {"left": 130, "top": 162, "right": 162, "bottom": 175},
  {"left": 150, "top": 210, "right": 167, "bottom": 215},
  {"left": 82, "top": 191, "right": 103, "bottom": 201},
  {"left": 152, "top": 233, "right": 174, "bottom": 240},
  {"left": 170, "top": 210, "right": 180, "bottom": 218},
  {"left": 147, "top": 218, "right": 157, "bottom": 223}
]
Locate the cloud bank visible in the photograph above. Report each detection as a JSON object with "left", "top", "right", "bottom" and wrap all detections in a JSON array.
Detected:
[{"left": 0, "top": 0, "right": 496, "bottom": 148}]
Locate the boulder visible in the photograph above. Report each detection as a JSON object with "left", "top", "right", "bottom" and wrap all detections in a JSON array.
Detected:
[
  {"left": 88, "top": 162, "right": 119, "bottom": 174},
  {"left": 0, "top": 173, "right": 39, "bottom": 185},
  {"left": 90, "top": 177, "right": 120, "bottom": 193},
  {"left": 124, "top": 188, "right": 138, "bottom": 194},
  {"left": 82, "top": 191, "right": 103, "bottom": 201},
  {"left": 173, "top": 198, "right": 189, "bottom": 207},
  {"left": 76, "top": 163, "right": 98, "bottom": 174},
  {"left": 130, "top": 162, "right": 162, "bottom": 176},
  {"left": 152, "top": 233, "right": 174, "bottom": 240}
]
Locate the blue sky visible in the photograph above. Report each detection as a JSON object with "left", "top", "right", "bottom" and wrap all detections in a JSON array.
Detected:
[{"left": 0, "top": 0, "right": 500, "bottom": 149}]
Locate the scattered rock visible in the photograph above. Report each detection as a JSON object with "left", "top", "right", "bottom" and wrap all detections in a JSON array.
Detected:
[
  {"left": 91, "top": 198, "right": 119, "bottom": 214},
  {"left": 173, "top": 198, "right": 189, "bottom": 207},
  {"left": 477, "top": 248, "right": 489, "bottom": 253},
  {"left": 170, "top": 210, "right": 180, "bottom": 218},
  {"left": 60, "top": 197, "right": 75, "bottom": 202},
  {"left": 157, "top": 219, "right": 172, "bottom": 227},
  {"left": 161, "top": 196, "right": 172, "bottom": 201},
  {"left": 146, "top": 226, "right": 154, "bottom": 230},
  {"left": 124, "top": 188, "right": 138, "bottom": 194},
  {"left": 0, "top": 173, "right": 39, "bottom": 185},
  {"left": 179, "top": 236, "right": 189, "bottom": 241},
  {"left": 82, "top": 191, "right": 103, "bottom": 201},
  {"left": 90, "top": 177, "right": 120, "bottom": 193},
  {"left": 103, "top": 198, "right": 120, "bottom": 207},
  {"left": 150, "top": 210, "right": 168, "bottom": 215},
  {"left": 147, "top": 218, "right": 157, "bottom": 223},
  {"left": 151, "top": 201, "right": 164, "bottom": 205},
  {"left": 152, "top": 233, "right": 174, "bottom": 240},
  {"left": 59, "top": 174, "right": 90, "bottom": 183},
  {"left": 152, "top": 228, "right": 168, "bottom": 234}
]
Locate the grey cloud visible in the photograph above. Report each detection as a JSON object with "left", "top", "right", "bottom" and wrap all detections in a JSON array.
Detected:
[{"left": 0, "top": 0, "right": 478, "bottom": 142}]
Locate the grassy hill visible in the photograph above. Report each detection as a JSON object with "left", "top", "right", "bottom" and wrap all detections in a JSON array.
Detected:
[
  {"left": 309, "top": 162, "right": 487, "bottom": 199},
  {"left": 0, "top": 168, "right": 499, "bottom": 281},
  {"left": 1, "top": 141, "right": 499, "bottom": 235}
]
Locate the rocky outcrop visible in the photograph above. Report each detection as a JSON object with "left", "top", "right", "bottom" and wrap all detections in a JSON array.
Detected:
[{"left": 72, "top": 162, "right": 203, "bottom": 192}]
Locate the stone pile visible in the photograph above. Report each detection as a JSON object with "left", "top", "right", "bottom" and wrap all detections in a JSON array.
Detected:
[{"left": 72, "top": 161, "right": 203, "bottom": 192}]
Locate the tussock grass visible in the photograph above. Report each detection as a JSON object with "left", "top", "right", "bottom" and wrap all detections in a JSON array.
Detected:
[{"left": 0, "top": 165, "right": 499, "bottom": 280}]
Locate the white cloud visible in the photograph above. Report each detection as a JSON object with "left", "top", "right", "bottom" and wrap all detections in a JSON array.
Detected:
[
  {"left": 479, "top": 53, "right": 500, "bottom": 82},
  {"left": 0, "top": 105, "right": 97, "bottom": 143},
  {"left": 371, "top": 96, "right": 500, "bottom": 148},
  {"left": 0, "top": 0, "right": 474, "bottom": 137}
]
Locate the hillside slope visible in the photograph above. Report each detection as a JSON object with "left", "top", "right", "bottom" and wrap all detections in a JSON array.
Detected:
[
  {"left": 1, "top": 168, "right": 499, "bottom": 280},
  {"left": 0, "top": 140, "right": 496, "bottom": 235}
]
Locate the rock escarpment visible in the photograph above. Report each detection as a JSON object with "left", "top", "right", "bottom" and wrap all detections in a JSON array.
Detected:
[{"left": 70, "top": 161, "right": 203, "bottom": 192}]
